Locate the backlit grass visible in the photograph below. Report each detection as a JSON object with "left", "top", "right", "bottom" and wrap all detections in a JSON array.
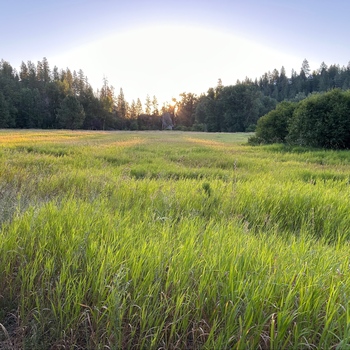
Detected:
[{"left": 1, "top": 130, "right": 350, "bottom": 349}]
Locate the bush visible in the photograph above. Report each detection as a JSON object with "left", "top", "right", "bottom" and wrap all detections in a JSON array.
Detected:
[
  {"left": 174, "top": 125, "right": 190, "bottom": 131},
  {"left": 247, "top": 135, "right": 265, "bottom": 145},
  {"left": 191, "top": 123, "right": 207, "bottom": 132},
  {"left": 253, "top": 89, "right": 350, "bottom": 149},
  {"left": 255, "top": 101, "right": 296, "bottom": 143},
  {"left": 287, "top": 89, "right": 350, "bottom": 149}
]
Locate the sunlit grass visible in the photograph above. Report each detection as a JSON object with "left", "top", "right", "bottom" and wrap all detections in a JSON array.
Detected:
[
  {"left": 1, "top": 130, "right": 350, "bottom": 349},
  {"left": 185, "top": 136, "right": 228, "bottom": 149},
  {"left": 0, "top": 129, "right": 105, "bottom": 144}
]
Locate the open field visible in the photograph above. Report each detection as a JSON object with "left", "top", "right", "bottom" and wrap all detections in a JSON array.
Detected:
[{"left": 1, "top": 130, "right": 350, "bottom": 349}]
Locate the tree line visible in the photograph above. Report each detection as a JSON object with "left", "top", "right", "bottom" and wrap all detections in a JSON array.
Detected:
[
  {"left": 1, "top": 58, "right": 350, "bottom": 131},
  {"left": 192, "top": 59, "right": 350, "bottom": 132},
  {"left": 0, "top": 58, "right": 167, "bottom": 130}
]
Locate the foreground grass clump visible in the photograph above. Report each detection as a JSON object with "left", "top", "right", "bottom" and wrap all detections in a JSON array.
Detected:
[{"left": 1, "top": 130, "right": 350, "bottom": 349}]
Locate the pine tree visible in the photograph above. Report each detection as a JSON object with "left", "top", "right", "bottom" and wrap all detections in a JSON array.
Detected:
[
  {"left": 57, "top": 95, "right": 85, "bottom": 129},
  {"left": 151, "top": 95, "right": 159, "bottom": 115},
  {"left": 41, "top": 57, "right": 50, "bottom": 84},
  {"left": 117, "top": 88, "right": 127, "bottom": 119},
  {"left": 99, "top": 77, "right": 116, "bottom": 129},
  {"left": 19, "top": 61, "right": 29, "bottom": 86},
  {"left": 17, "top": 88, "right": 44, "bottom": 128},
  {"left": 77, "top": 69, "right": 86, "bottom": 96},
  {"left": 136, "top": 98, "right": 143, "bottom": 116},
  {"left": 0, "top": 91, "right": 10, "bottom": 127},
  {"left": 145, "top": 94, "right": 151, "bottom": 114},
  {"left": 301, "top": 59, "right": 310, "bottom": 77},
  {"left": 65, "top": 68, "right": 74, "bottom": 91},
  {"left": 216, "top": 78, "right": 223, "bottom": 96},
  {"left": 27, "top": 61, "right": 37, "bottom": 88},
  {"left": 52, "top": 66, "right": 60, "bottom": 81},
  {"left": 72, "top": 70, "right": 79, "bottom": 95},
  {"left": 100, "top": 77, "right": 115, "bottom": 113},
  {"left": 37, "top": 60, "right": 44, "bottom": 82},
  {"left": 278, "top": 66, "right": 288, "bottom": 100},
  {"left": 129, "top": 100, "right": 137, "bottom": 119}
]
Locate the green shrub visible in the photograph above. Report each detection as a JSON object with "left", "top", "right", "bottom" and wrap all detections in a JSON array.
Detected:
[
  {"left": 174, "top": 125, "right": 190, "bottom": 131},
  {"left": 191, "top": 123, "right": 207, "bottom": 132},
  {"left": 247, "top": 135, "right": 265, "bottom": 145},
  {"left": 288, "top": 89, "right": 350, "bottom": 148},
  {"left": 255, "top": 101, "right": 296, "bottom": 143}
]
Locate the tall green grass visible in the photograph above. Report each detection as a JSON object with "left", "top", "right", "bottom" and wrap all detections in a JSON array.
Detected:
[{"left": 1, "top": 130, "right": 350, "bottom": 349}]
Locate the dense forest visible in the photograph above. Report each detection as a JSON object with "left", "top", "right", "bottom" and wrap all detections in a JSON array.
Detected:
[{"left": 1, "top": 58, "right": 350, "bottom": 131}]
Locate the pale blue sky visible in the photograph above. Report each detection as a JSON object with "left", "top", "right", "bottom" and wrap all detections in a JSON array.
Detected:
[{"left": 2, "top": 0, "right": 350, "bottom": 104}]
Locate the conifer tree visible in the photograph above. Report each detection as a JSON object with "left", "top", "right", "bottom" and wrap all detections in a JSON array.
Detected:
[
  {"left": 19, "top": 61, "right": 29, "bottom": 86},
  {"left": 145, "top": 94, "right": 151, "bottom": 114},
  {"left": 57, "top": 95, "right": 85, "bottom": 129},
  {"left": 117, "top": 88, "right": 127, "bottom": 119},
  {"left": 27, "top": 61, "right": 37, "bottom": 88},
  {"left": 41, "top": 57, "right": 51, "bottom": 84},
  {"left": 136, "top": 98, "right": 143, "bottom": 116},
  {"left": 0, "top": 92, "right": 10, "bottom": 127},
  {"left": 129, "top": 100, "right": 137, "bottom": 119},
  {"left": 152, "top": 95, "right": 159, "bottom": 115}
]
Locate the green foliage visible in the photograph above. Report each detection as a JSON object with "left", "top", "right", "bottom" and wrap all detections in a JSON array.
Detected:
[
  {"left": 195, "top": 85, "right": 276, "bottom": 132},
  {"left": 255, "top": 101, "right": 296, "bottom": 143},
  {"left": 174, "top": 125, "right": 191, "bottom": 131},
  {"left": 245, "top": 124, "right": 256, "bottom": 132},
  {"left": 255, "top": 89, "right": 350, "bottom": 149},
  {"left": 137, "top": 113, "right": 162, "bottom": 130},
  {"left": 221, "top": 85, "right": 262, "bottom": 132},
  {"left": 0, "top": 91, "right": 10, "bottom": 127},
  {"left": 258, "top": 95, "right": 278, "bottom": 116},
  {"left": 290, "top": 91, "right": 307, "bottom": 102},
  {"left": 175, "top": 92, "right": 197, "bottom": 127},
  {"left": 288, "top": 89, "right": 350, "bottom": 148},
  {"left": 191, "top": 122, "right": 207, "bottom": 131},
  {"left": 247, "top": 135, "right": 265, "bottom": 145},
  {"left": 194, "top": 93, "right": 219, "bottom": 131},
  {"left": 57, "top": 95, "right": 85, "bottom": 129},
  {"left": 16, "top": 88, "right": 46, "bottom": 128}
]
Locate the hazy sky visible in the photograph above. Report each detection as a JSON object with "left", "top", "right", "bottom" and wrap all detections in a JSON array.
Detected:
[{"left": 2, "top": 0, "right": 350, "bottom": 105}]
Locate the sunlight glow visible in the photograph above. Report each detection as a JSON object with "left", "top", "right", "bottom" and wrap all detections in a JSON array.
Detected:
[{"left": 50, "top": 25, "right": 312, "bottom": 105}]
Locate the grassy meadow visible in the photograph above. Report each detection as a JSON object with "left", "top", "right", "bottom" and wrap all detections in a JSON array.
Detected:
[{"left": 1, "top": 130, "right": 350, "bottom": 349}]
